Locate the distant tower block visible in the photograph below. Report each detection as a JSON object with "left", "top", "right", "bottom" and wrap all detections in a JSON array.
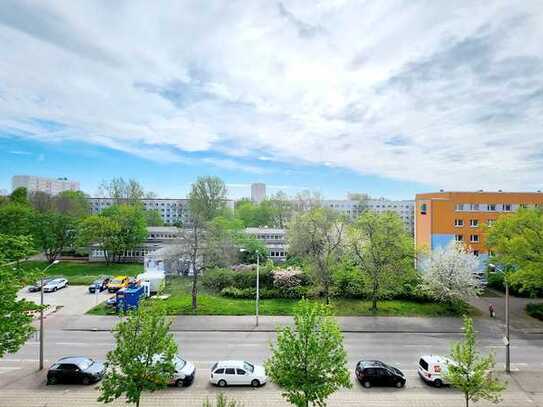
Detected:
[{"left": 251, "top": 183, "right": 266, "bottom": 203}]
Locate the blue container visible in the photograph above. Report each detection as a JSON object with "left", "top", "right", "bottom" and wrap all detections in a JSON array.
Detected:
[{"left": 115, "top": 286, "right": 144, "bottom": 312}]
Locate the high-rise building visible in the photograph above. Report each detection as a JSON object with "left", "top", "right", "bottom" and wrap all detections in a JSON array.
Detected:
[
  {"left": 251, "top": 183, "right": 266, "bottom": 203},
  {"left": 12, "top": 175, "right": 79, "bottom": 195},
  {"left": 415, "top": 191, "right": 543, "bottom": 260},
  {"left": 322, "top": 198, "right": 415, "bottom": 234}
]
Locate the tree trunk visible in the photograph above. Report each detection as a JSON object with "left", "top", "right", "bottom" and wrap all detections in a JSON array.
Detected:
[
  {"left": 192, "top": 269, "right": 198, "bottom": 312},
  {"left": 465, "top": 393, "right": 469, "bottom": 407}
]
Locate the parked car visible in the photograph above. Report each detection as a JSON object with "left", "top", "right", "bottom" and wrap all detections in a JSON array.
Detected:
[
  {"left": 418, "top": 355, "right": 453, "bottom": 387},
  {"left": 43, "top": 278, "right": 68, "bottom": 293},
  {"left": 47, "top": 356, "right": 105, "bottom": 385},
  {"left": 355, "top": 360, "right": 406, "bottom": 388},
  {"left": 147, "top": 354, "right": 195, "bottom": 387},
  {"left": 107, "top": 275, "right": 129, "bottom": 293},
  {"left": 28, "top": 277, "right": 57, "bottom": 292},
  {"left": 88, "top": 276, "right": 111, "bottom": 293},
  {"left": 210, "top": 360, "right": 266, "bottom": 387}
]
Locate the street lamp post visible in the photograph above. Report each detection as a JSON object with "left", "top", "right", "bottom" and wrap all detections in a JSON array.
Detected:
[
  {"left": 39, "top": 260, "right": 60, "bottom": 371},
  {"left": 240, "top": 248, "right": 260, "bottom": 327},
  {"left": 490, "top": 263, "right": 510, "bottom": 374}
]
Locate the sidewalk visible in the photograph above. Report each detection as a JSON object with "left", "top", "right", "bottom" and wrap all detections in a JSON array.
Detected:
[
  {"left": 469, "top": 289, "right": 543, "bottom": 334},
  {"left": 61, "top": 314, "right": 497, "bottom": 334}
]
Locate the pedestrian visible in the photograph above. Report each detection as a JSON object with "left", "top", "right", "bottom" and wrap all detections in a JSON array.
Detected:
[{"left": 489, "top": 303, "right": 495, "bottom": 318}]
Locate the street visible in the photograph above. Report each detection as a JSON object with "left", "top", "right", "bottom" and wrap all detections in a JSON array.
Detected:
[{"left": 2, "top": 325, "right": 543, "bottom": 406}]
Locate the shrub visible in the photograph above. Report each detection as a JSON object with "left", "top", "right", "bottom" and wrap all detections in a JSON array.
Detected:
[
  {"left": 527, "top": 303, "right": 543, "bottom": 321},
  {"left": 220, "top": 287, "right": 281, "bottom": 299},
  {"left": 272, "top": 267, "right": 311, "bottom": 298},
  {"left": 331, "top": 267, "right": 365, "bottom": 298},
  {"left": 232, "top": 269, "right": 274, "bottom": 290},
  {"left": 202, "top": 269, "right": 234, "bottom": 291}
]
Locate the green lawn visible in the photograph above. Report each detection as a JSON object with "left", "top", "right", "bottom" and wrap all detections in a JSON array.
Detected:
[
  {"left": 87, "top": 276, "right": 477, "bottom": 317},
  {"left": 21, "top": 261, "right": 143, "bottom": 285}
]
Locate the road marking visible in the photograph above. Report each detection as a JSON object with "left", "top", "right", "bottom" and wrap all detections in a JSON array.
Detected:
[{"left": 55, "top": 342, "right": 112, "bottom": 346}]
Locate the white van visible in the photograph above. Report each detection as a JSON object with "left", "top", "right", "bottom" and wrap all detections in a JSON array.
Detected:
[{"left": 418, "top": 355, "right": 453, "bottom": 387}]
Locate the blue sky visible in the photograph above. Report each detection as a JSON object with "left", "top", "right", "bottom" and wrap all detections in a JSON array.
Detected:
[{"left": 1, "top": 1, "right": 542, "bottom": 199}]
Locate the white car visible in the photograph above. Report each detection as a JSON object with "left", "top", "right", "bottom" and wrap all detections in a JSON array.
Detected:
[
  {"left": 210, "top": 360, "right": 266, "bottom": 387},
  {"left": 43, "top": 278, "right": 68, "bottom": 292},
  {"left": 418, "top": 355, "right": 453, "bottom": 387}
]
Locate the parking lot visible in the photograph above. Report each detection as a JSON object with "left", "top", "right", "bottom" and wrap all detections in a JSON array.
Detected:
[{"left": 18, "top": 285, "right": 112, "bottom": 316}]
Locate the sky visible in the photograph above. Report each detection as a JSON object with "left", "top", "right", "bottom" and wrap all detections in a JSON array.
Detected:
[{"left": 1, "top": 1, "right": 542, "bottom": 199}]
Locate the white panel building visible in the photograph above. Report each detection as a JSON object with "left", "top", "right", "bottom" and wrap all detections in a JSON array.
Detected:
[
  {"left": 12, "top": 175, "right": 79, "bottom": 195},
  {"left": 251, "top": 183, "right": 266, "bottom": 203}
]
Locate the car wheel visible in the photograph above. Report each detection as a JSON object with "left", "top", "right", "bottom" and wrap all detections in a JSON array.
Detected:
[
  {"left": 47, "top": 377, "right": 57, "bottom": 385},
  {"left": 251, "top": 379, "right": 260, "bottom": 388},
  {"left": 218, "top": 379, "right": 227, "bottom": 387},
  {"left": 82, "top": 376, "right": 91, "bottom": 385},
  {"left": 175, "top": 379, "right": 184, "bottom": 388},
  {"left": 362, "top": 381, "right": 371, "bottom": 388},
  {"left": 395, "top": 380, "right": 404, "bottom": 388},
  {"left": 434, "top": 379, "right": 443, "bottom": 388},
  {"left": 53, "top": 287, "right": 57, "bottom": 292}
]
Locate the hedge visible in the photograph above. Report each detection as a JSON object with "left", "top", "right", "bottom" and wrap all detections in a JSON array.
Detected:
[{"left": 526, "top": 303, "right": 543, "bottom": 321}]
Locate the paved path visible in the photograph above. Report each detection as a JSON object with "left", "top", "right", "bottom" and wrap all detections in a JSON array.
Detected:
[{"left": 469, "top": 290, "right": 543, "bottom": 334}]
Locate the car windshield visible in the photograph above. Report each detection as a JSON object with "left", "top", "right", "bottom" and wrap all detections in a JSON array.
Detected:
[
  {"left": 174, "top": 356, "right": 186, "bottom": 369},
  {"left": 243, "top": 362, "right": 254, "bottom": 373},
  {"left": 77, "top": 359, "right": 93, "bottom": 370},
  {"left": 111, "top": 279, "right": 122, "bottom": 284}
]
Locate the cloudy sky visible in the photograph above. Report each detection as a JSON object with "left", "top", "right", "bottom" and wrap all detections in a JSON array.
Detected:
[{"left": 1, "top": 0, "right": 542, "bottom": 199}]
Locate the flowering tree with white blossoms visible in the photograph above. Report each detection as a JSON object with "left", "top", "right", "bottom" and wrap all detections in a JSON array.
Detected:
[{"left": 422, "top": 241, "right": 482, "bottom": 304}]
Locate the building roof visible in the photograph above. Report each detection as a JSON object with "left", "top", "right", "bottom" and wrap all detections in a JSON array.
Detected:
[
  {"left": 147, "top": 226, "right": 180, "bottom": 233},
  {"left": 245, "top": 227, "right": 286, "bottom": 234}
]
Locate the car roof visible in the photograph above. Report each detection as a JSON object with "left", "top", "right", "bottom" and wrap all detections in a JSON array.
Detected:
[
  {"left": 47, "top": 278, "right": 65, "bottom": 282},
  {"left": 54, "top": 356, "right": 91, "bottom": 365},
  {"left": 419, "top": 355, "right": 449, "bottom": 364},
  {"left": 112, "top": 275, "right": 128, "bottom": 279},
  {"left": 214, "top": 360, "right": 248, "bottom": 368},
  {"left": 357, "top": 360, "right": 387, "bottom": 368}
]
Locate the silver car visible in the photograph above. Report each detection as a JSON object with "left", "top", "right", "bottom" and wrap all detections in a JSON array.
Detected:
[{"left": 43, "top": 278, "right": 68, "bottom": 292}]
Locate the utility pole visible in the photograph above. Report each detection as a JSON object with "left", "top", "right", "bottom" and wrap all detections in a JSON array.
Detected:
[{"left": 39, "top": 260, "right": 60, "bottom": 371}]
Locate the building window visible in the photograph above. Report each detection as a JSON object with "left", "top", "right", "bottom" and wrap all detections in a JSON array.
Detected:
[
  {"left": 420, "top": 203, "right": 427, "bottom": 215},
  {"left": 473, "top": 250, "right": 479, "bottom": 256},
  {"left": 454, "top": 219, "right": 464, "bottom": 227},
  {"left": 470, "top": 203, "right": 479, "bottom": 211},
  {"left": 455, "top": 203, "right": 465, "bottom": 211},
  {"left": 503, "top": 204, "right": 512, "bottom": 212},
  {"left": 470, "top": 235, "right": 479, "bottom": 243},
  {"left": 470, "top": 219, "right": 479, "bottom": 228},
  {"left": 455, "top": 235, "right": 463, "bottom": 242},
  {"left": 487, "top": 204, "right": 496, "bottom": 211}
]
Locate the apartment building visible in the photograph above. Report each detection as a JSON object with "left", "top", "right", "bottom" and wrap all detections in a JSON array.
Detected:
[
  {"left": 12, "top": 175, "right": 79, "bottom": 195},
  {"left": 245, "top": 227, "right": 287, "bottom": 262},
  {"left": 415, "top": 191, "right": 543, "bottom": 259},
  {"left": 322, "top": 198, "right": 415, "bottom": 234}
]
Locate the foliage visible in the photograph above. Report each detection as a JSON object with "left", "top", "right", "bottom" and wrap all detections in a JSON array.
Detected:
[
  {"left": 189, "top": 176, "right": 227, "bottom": 223},
  {"left": 288, "top": 208, "right": 346, "bottom": 304},
  {"left": 55, "top": 190, "right": 90, "bottom": 217},
  {"left": 79, "top": 215, "right": 121, "bottom": 264},
  {"left": 293, "top": 190, "right": 322, "bottom": 212},
  {"left": 0, "top": 236, "right": 37, "bottom": 358},
  {"left": 526, "top": 303, "right": 543, "bottom": 321},
  {"left": 203, "top": 393, "right": 243, "bottom": 407},
  {"left": 269, "top": 191, "right": 293, "bottom": 228},
  {"left": 273, "top": 267, "right": 311, "bottom": 298},
  {"left": 10, "top": 187, "right": 29, "bottom": 205},
  {"left": 486, "top": 208, "right": 543, "bottom": 296},
  {"left": 32, "top": 211, "right": 77, "bottom": 263},
  {"left": 235, "top": 199, "right": 274, "bottom": 227},
  {"left": 444, "top": 316, "right": 506, "bottom": 407},
  {"left": 98, "top": 177, "right": 153, "bottom": 205},
  {"left": 265, "top": 299, "right": 351, "bottom": 407},
  {"left": 220, "top": 287, "right": 285, "bottom": 299},
  {"left": 421, "top": 241, "right": 482, "bottom": 304},
  {"left": 98, "top": 307, "right": 178, "bottom": 407},
  {"left": 144, "top": 210, "right": 163, "bottom": 226},
  {"left": 347, "top": 211, "right": 415, "bottom": 311},
  {"left": 0, "top": 203, "right": 34, "bottom": 236},
  {"left": 0, "top": 234, "right": 35, "bottom": 264},
  {"left": 331, "top": 259, "right": 365, "bottom": 299}
]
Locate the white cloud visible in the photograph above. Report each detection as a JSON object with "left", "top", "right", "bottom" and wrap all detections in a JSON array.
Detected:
[{"left": 1, "top": 0, "right": 543, "bottom": 189}]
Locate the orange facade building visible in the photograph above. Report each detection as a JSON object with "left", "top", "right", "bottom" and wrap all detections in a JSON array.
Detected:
[{"left": 415, "top": 191, "right": 543, "bottom": 260}]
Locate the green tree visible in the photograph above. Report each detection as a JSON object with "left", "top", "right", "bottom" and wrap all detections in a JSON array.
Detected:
[
  {"left": 445, "top": 316, "right": 506, "bottom": 407},
  {"left": 265, "top": 299, "right": 351, "bottom": 407},
  {"left": 10, "top": 187, "right": 29, "bottom": 205},
  {"left": 98, "top": 177, "right": 154, "bottom": 206},
  {"left": 29, "top": 191, "right": 55, "bottom": 213},
  {"left": 0, "top": 234, "right": 37, "bottom": 358},
  {"left": 287, "top": 208, "right": 345, "bottom": 304},
  {"left": 184, "top": 176, "right": 227, "bottom": 311},
  {"left": 269, "top": 191, "right": 293, "bottom": 228},
  {"left": 55, "top": 190, "right": 90, "bottom": 218},
  {"left": 98, "top": 307, "right": 178, "bottom": 407},
  {"left": 486, "top": 208, "right": 543, "bottom": 295},
  {"left": 144, "top": 210, "right": 163, "bottom": 226},
  {"left": 79, "top": 215, "right": 121, "bottom": 265},
  {"left": 347, "top": 211, "right": 414, "bottom": 312},
  {"left": 32, "top": 212, "right": 77, "bottom": 263},
  {"left": 0, "top": 203, "right": 35, "bottom": 236}
]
